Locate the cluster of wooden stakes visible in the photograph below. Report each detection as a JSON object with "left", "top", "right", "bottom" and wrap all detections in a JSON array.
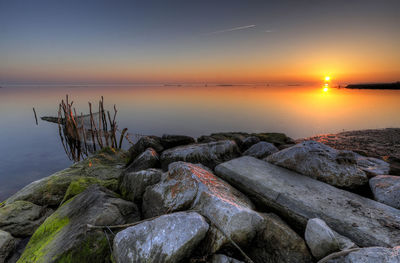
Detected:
[{"left": 36, "top": 95, "right": 134, "bottom": 162}]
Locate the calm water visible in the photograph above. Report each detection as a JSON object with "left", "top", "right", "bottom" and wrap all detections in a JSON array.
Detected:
[{"left": 1, "top": 84, "right": 400, "bottom": 200}]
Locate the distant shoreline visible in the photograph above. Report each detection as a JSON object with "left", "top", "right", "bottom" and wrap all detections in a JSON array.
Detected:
[{"left": 345, "top": 82, "right": 400, "bottom": 90}]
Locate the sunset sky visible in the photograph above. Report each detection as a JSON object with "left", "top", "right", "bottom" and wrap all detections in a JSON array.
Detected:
[{"left": 0, "top": 0, "right": 399, "bottom": 84}]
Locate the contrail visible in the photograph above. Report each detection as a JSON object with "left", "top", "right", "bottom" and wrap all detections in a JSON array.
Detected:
[{"left": 207, "top": 24, "right": 256, "bottom": 35}]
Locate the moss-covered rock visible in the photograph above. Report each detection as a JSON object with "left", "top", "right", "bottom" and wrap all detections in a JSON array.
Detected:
[
  {"left": 5, "top": 148, "right": 128, "bottom": 207},
  {"left": 0, "top": 201, "right": 53, "bottom": 237},
  {"left": 17, "top": 185, "right": 139, "bottom": 263},
  {"left": 61, "top": 177, "right": 118, "bottom": 204}
]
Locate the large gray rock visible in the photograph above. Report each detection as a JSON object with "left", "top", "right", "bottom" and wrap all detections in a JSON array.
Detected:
[
  {"left": 244, "top": 141, "right": 279, "bottom": 159},
  {"left": 5, "top": 149, "right": 128, "bottom": 207},
  {"left": 305, "top": 218, "right": 340, "bottom": 259},
  {"left": 143, "top": 162, "right": 264, "bottom": 253},
  {"left": 266, "top": 140, "right": 368, "bottom": 188},
  {"left": 215, "top": 156, "right": 400, "bottom": 247},
  {"left": 0, "top": 201, "right": 53, "bottom": 237},
  {"left": 17, "top": 185, "right": 139, "bottom": 263},
  {"left": 326, "top": 247, "right": 400, "bottom": 263},
  {"left": 370, "top": 175, "right": 400, "bottom": 209},
  {"left": 119, "top": 168, "right": 163, "bottom": 203},
  {"left": 126, "top": 148, "right": 160, "bottom": 173},
  {"left": 113, "top": 212, "right": 209, "bottom": 263},
  {"left": 248, "top": 213, "right": 312, "bottom": 263},
  {"left": 210, "top": 254, "right": 244, "bottom": 263},
  {"left": 160, "top": 134, "right": 195, "bottom": 149},
  {"left": 0, "top": 230, "right": 16, "bottom": 263},
  {"left": 160, "top": 140, "right": 240, "bottom": 170}
]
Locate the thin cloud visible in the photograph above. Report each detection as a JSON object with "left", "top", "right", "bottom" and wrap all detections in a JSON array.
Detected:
[{"left": 207, "top": 25, "right": 256, "bottom": 35}]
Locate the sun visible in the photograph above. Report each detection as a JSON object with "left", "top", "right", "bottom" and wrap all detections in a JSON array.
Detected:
[{"left": 324, "top": 76, "right": 331, "bottom": 81}]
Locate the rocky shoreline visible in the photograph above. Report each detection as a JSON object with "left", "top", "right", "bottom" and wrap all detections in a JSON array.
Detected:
[{"left": 1, "top": 130, "right": 399, "bottom": 263}]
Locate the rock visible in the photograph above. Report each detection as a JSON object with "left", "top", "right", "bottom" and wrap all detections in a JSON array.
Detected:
[
  {"left": 332, "top": 230, "right": 357, "bottom": 251},
  {"left": 254, "top": 132, "right": 295, "bottom": 148},
  {"left": 215, "top": 156, "right": 400, "bottom": 247},
  {"left": 61, "top": 177, "right": 118, "bottom": 204},
  {"left": 113, "top": 211, "right": 209, "bottom": 263},
  {"left": 17, "top": 185, "right": 139, "bottom": 263},
  {"left": 135, "top": 136, "right": 164, "bottom": 153},
  {"left": 210, "top": 254, "right": 244, "bottom": 263},
  {"left": 244, "top": 141, "right": 279, "bottom": 159},
  {"left": 160, "top": 134, "right": 195, "bottom": 149},
  {"left": 248, "top": 213, "right": 312, "bottom": 263},
  {"left": 241, "top": 136, "right": 260, "bottom": 151},
  {"left": 387, "top": 156, "right": 400, "bottom": 175},
  {"left": 160, "top": 140, "right": 240, "bottom": 170},
  {"left": 370, "top": 175, "right": 400, "bottom": 209},
  {"left": 0, "top": 230, "right": 16, "bottom": 263},
  {"left": 126, "top": 148, "right": 160, "bottom": 172},
  {"left": 143, "top": 162, "right": 264, "bottom": 253},
  {"left": 0, "top": 201, "right": 53, "bottom": 237},
  {"left": 326, "top": 247, "right": 400, "bottom": 263},
  {"left": 356, "top": 155, "right": 390, "bottom": 177},
  {"left": 305, "top": 218, "right": 340, "bottom": 259},
  {"left": 5, "top": 148, "right": 128, "bottom": 207},
  {"left": 5, "top": 237, "right": 29, "bottom": 263},
  {"left": 197, "top": 132, "right": 249, "bottom": 148},
  {"left": 119, "top": 168, "right": 163, "bottom": 203},
  {"left": 266, "top": 141, "right": 368, "bottom": 188}
]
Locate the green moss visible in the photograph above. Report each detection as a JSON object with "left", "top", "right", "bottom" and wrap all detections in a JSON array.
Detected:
[
  {"left": 17, "top": 214, "right": 69, "bottom": 263},
  {"left": 57, "top": 232, "right": 111, "bottom": 263},
  {"left": 61, "top": 177, "right": 118, "bottom": 204}
]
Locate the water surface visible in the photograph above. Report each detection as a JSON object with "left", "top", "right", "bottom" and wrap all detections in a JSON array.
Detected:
[{"left": 1, "top": 84, "right": 399, "bottom": 200}]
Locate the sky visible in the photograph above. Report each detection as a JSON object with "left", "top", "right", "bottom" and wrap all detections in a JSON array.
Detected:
[{"left": 0, "top": 0, "right": 399, "bottom": 84}]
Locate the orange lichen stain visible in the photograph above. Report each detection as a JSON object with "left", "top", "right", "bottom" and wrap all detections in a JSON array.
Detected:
[
  {"left": 88, "top": 161, "right": 92, "bottom": 167},
  {"left": 186, "top": 163, "right": 247, "bottom": 208}
]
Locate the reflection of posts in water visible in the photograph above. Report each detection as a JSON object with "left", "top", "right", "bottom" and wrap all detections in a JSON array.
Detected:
[{"left": 54, "top": 95, "right": 128, "bottom": 162}]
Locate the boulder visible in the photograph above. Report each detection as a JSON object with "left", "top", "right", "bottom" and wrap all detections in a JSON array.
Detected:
[
  {"left": 17, "top": 185, "right": 139, "bottom": 263},
  {"left": 325, "top": 247, "right": 400, "bottom": 263},
  {"left": 0, "top": 201, "right": 53, "bottom": 237},
  {"left": 197, "top": 132, "right": 248, "bottom": 148},
  {"left": 387, "top": 156, "right": 400, "bottom": 175},
  {"left": 248, "top": 213, "right": 312, "bottom": 263},
  {"left": 61, "top": 177, "right": 118, "bottom": 204},
  {"left": 5, "top": 148, "right": 128, "bottom": 207},
  {"left": 266, "top": 141, "right": 368, "bottom": 188},
  {"left": 356, "top": 155, "right": 390, "bottom": 177},
  {"left": 305, "top": 218, "right": 340, "bottom": 259},
  {"left": 113, "top": 212, "right": 209, "bottom": 263},
  {"left": 210, "top": 254, "right": 244, "bottom": 263},
  {"left": 160, "top": 134, "right": 195, "bottom": 149},
  {"left": 126, "top": 148, "right": 160, "bottom": 173},
  {"left": 142, "top": 162, "right": 264, "bottom": 253},
  {"left": 241, "top": 136, "right": 260, "bottom": 151},
  {"left": 160, "top": 140, "right": 240, "bottom": 170},
  {"left": 244, "top": 141, "right": 279, "bottom": 159},
  {"left": 215, "top": 156, "right": 400, "bottom": 247},
  {"left": 119, "top": 168, "right": 163, "bottom": 203},
  {"left": 134, "top": 136, "right": 164, "bottom": 153},
  {"left": 253, "top": 132, "right": 295, "bottom": 148},
  {"left": 0, "top": 230, "right": 16, "bottom": 263},
  {"left": 370, "top": 175, "right": 400, "bottom": 209}
]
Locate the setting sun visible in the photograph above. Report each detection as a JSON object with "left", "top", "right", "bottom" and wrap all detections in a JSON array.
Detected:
[{"left": 325, "top": 76, "right": 331, "bottom": 81}]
